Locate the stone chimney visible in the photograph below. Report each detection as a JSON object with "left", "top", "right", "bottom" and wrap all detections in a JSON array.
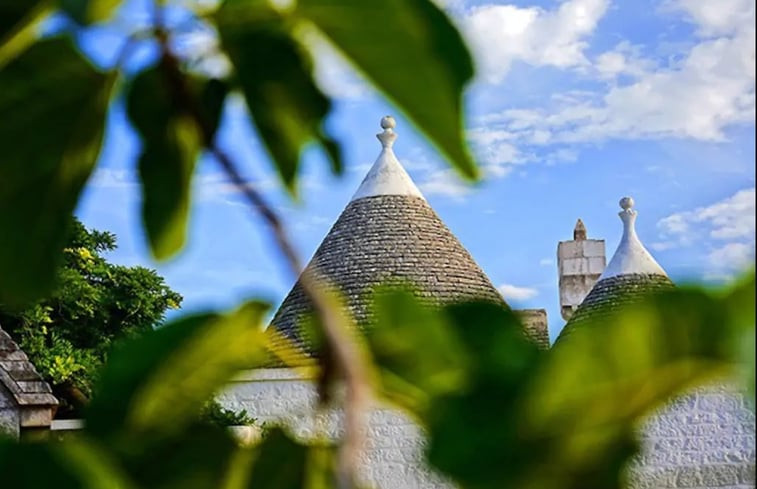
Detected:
[{"left": 557, "top": 219, "right": 606, "bottom": 321}]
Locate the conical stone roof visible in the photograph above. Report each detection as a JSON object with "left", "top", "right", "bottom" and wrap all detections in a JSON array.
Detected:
[
  {"left": 557, "top": 197, "right": 673, "bottom": 341},
  {"left": 270, "top": 117, "right": 505, "bottom": 350}
]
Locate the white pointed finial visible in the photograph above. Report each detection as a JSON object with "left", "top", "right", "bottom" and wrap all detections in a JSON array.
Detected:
[
  {"left": 351, "top": 116, "right": 424, "bottom": 202},
  {"left": 377, "top": 115, "right": 397, "bottom": 148},
  {"left": 599, "top": 196, "right": 667, "bottom": 279}
]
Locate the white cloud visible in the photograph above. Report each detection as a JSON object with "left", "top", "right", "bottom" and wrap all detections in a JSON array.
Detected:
[
  {"left": 89, "top": 168, "right": 138, "bottom": 189},
  {"left": 657, "top": 188, "right": 755, "bottom": 242},
  {"left": 418, "top": 169, "right": 472, "bottom": 199},
  {"left": 470, "top": 0, "right": 754, "bottom": 148},
  {"left": 708, "top": 242, "right": 755, "bottom": 271},
  {"left": 173, "top": 24, "right": 231, "bottom": 78},
  {"left": 539, "top": 258, "right": 554, "bottom": 266},
  {"left": 594, "top": 41, "right": 653, "bottom": 80},
  {"left": 477, "top": 29, "right": 755, "bottom": 143},
  {"left": 301, "top": 27, "right": 370, "bottom": 100},
  {"left": 664, "top": 0, "right": 755, "bottom": 37},
  {"left": 497, "top": 283, "right": 539, "bottom": 301},
  {"left": 655, "top": 188, "right": 756, "bottom": 277},
  {"left": 460, "top": 0, "right": 609, "bottom": 83}
]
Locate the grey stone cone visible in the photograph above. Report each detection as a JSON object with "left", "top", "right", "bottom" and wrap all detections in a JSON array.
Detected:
[
  {"left": 269, "top": 194, "right": 506, "bottom": 352},
  {"left": 556, "top": 273, "right": 674, "bottom": 342}
]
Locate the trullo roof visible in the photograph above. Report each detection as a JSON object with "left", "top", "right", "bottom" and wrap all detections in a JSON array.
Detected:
[
  {"left": 557, "top": 197, "right": 673, "bottom": 341},
  {"left": 269, "top": 116, "right": 505, "bottom": 350}
]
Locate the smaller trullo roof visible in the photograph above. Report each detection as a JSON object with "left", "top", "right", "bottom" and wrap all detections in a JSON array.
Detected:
[
  {"left": 0, "top": 325, "right": 58, "bottom": 408},
  {"left": 269, "top": 116, "right": 505, "bottom": 350},
  {"left": 557, "top": 197, "right": 673, "bottom": 340}
]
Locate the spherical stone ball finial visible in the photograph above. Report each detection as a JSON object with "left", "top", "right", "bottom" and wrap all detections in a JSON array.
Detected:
[
  {"left": 380, "top": 115, "right": 396, "bottom": 130},
  {"left": 619, "top": 196, "right": 635, "bottom": 211}
]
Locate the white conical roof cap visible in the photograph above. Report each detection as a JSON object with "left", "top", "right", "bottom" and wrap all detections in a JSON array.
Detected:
[
  {"left": 599, "top": 197, "right": 668, "bottom": 279},
  {"left": 351, "top": 116, "right": 425, "bottom": 202}
]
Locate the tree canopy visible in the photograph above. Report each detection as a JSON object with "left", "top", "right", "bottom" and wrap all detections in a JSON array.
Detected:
[{"left": 0, "top": 217, "right": 181, "bottom": 417}]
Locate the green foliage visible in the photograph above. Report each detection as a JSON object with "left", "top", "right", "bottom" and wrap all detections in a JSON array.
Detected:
[
  {"left": 217, "top": 0, "right": 341, "bottom": 194},
  {"left": 0, "top": 0, "right": 50, "bottom": 68},
  {"left": 0, "top": 37, "right": 114, "bottom": 306},
  {"left": 0, "top": 218, "right": 182, "bottom": 416},
  {"left": 58, "top": 0, "right": 120, "bottom": 25},
  {"left": 296, "top": 0, "right": 478, "bottom": 179},
  {"left": 364, "top": 275, "right": 755, "bottom": 489},
  {"left": 86, "top": 301, "right": 268, "bottom": 441},
  {"left": 199, "top": 400, "right": 257, "bottom": 428},
  {"left": 367, "top": 286, "right": 470, "bottom": 417},
  {"left": 126, "top": 64, "right": 222, "bottom": 260}
]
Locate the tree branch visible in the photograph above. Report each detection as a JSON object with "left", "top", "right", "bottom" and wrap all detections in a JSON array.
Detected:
[{"left": 150, "top": 9, "right": 371, "bottom": 488}]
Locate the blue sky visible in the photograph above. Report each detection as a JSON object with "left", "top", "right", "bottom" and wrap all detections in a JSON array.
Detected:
[{"left": 72, "top": 0, "right": 755, "bottom": 340}]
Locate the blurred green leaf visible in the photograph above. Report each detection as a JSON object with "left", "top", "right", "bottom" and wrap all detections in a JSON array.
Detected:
[
  {"left": 0, "top": 37, "right": 113, "bottom": 306},
  {"left": 217, "top": 0, "right": 341, "bottom": 194},
  {"left": 425, "top": 301, "right": 546, "bottom": 489},
  {"left": 423, "top": 276, "right": 755, "bottom": 489},
  {"left": 722, "top": 270, "right": 755, "bottom": 403},
  {"left": 86, "top": 301, "right": 269, "bottom": 441},
  {"left": 0, "top": 1, "right": 50, "bottom": 68},
  {"left": 128, "top": 65, "right": 227, "bottom": 260},
  {"left": 246, "top": 428, "right": 337, "bottom": 489},
  {"left": 296, "top": 0, "right": 477, "bottom": 179},
  {"left": 200, "top": 77, "right": 230, "bottom": 141},
  {"left": 366, "top": 286, "right": 469, "bottom": 417},
  {"left": 59, "top": 0, "right": 120, "bottom": 25},
  {"left": 0, "top": 438, "right": 134, "bottom": 489},
  {"left": 120, "top": 424, "right": 243, "bottom": 489}
]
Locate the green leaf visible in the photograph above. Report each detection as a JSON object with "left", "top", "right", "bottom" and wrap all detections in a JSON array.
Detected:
[
  {"left": 246, "top": 428, "right": 337, "bottom": 489},
  {"left": 0, "top": 37, "right": 113, "bottom": 306},
  {"left": 425, "top": 301, "right": 545, "bottom": 489},
  {"left": 216, "top": 0, "right": 341, "bottom": 193},
  {"left": 296, "top": 0, "right": 477, "bottom": 179},
  {"left": 127, "top": 66, "right": 226, "bottom": 260},
  {"left": 722, "top": 270, "right": 755, "bottom": 403},
  {"left": 200, "top": 77, "right": 230, "bottom": 141},
  {"left": 425, "top": 278, "right": 755, "bottom": 489},
  {"left": 0, "top": 1, "right": 51, "bottom": 68},
  {"left": 86, "top": 301, "right": 269, "bottom": 441},
  {"left": 0, "top": 438, "right": 134, "bottom": 489},
  {"left": 120, "top": 424, "right": 243, "bottom": 489},
  {"left": 59, "top": 0, "right": 120, "bottom": 25},
  {"left": 366, "top": 286, "right": 469, "bottom": 417}
]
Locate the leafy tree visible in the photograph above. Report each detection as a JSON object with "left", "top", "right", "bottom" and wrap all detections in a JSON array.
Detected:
[{"left": 0, "top": 217, "right": 181, "bottom": 417}]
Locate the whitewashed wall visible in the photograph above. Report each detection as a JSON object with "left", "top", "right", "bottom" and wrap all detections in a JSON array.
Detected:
[
  {"left": 218, "top": 368, "right": 451, "bottom": 489},
  {"left": 220, "top": 370, "right": 755, "bottom": 489},
  {"left": 629, "top": 383, "right": 755, "bottom": 489}
]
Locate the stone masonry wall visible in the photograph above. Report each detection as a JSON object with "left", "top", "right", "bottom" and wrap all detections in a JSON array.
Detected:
[
  {"left": 221, "top": 370, "right": 754, "bottom": 489},
  {"left": 629, "top": 383, "right": 755, "bottom": 489},
  {"left": 218, "top": 368, "right": 452, "bottom": 489},
  {"left": 0, "top": 382, "right": 20, "bottom": 439}
]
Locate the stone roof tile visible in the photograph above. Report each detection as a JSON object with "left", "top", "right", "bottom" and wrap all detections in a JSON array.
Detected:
[{"left": 0, "top": 327, "right": 58, "bottom": 407}]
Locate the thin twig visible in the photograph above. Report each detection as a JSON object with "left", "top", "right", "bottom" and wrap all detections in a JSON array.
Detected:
[{"left": 149, "top": 6, "right": 371, "bottom": 487}]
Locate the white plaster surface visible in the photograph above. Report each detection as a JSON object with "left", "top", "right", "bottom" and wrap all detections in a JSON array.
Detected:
[
  {"left": 219, "top": 369, "right": 451, "bottom": 489},
  {"left": 221, "top": 370, "right": 755, "bottom": 489},
  {"left": 351, "top": 122, "right": 425, "bottom": 202},
  {"left": 630, "top": 382, "right": 755, "bottom": 489},
  {"left": 600, "top": 208, "right": 666, "bottom": 280},
  {"left": 558, "top": 238, "right": 606, "bottom": 319}
]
